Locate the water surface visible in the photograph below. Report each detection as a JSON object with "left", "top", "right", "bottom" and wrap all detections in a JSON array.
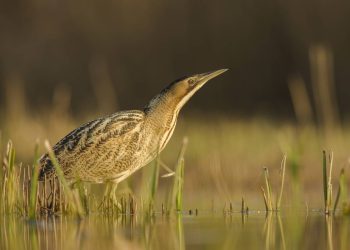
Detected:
[{"left": 1, "top": 212, "right": 348, "bottom": 250}]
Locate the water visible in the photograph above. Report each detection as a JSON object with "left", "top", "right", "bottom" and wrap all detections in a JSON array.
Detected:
[{"left": 1, "top": 212, "right": 349, "bottom": 250}]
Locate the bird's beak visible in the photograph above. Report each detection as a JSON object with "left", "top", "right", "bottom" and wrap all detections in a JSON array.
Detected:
[{"left": 197, "top": 68, "right": 228, "bottom": 84}]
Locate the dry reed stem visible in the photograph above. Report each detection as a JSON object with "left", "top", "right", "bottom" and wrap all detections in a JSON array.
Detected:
[{"left": 277, "top": 155, "right": 287, "bottom": 210}]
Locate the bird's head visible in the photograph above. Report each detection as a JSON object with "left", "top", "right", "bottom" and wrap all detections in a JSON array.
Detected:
[{"left": 145, "top": 69, "right": 228, "bottom": 114}]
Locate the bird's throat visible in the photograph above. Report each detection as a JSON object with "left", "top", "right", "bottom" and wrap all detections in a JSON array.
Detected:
[{"left": 145, "top": 94, "right": 180, "bottom": 151}]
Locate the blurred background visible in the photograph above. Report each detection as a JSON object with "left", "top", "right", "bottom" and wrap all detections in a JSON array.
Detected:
[
  {"left": 1, "top": 0, "right": 350, "bottom": 117},
  {"left": 1, "top": 0, "right": 350, "bottom": 207}
]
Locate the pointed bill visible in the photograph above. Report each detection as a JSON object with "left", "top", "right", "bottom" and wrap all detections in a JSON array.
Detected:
[{"left": 198, "top": 68, "right": 229, "bottom": 82}]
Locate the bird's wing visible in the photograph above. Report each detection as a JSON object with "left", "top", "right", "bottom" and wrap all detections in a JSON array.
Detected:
[{"left": 39, "top": 110, "right": 145, "bottom": 180}]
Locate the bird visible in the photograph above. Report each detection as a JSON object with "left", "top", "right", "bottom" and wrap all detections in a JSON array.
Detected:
[{"left": 38, "top": 69, "right": 228, "bottom": 202}]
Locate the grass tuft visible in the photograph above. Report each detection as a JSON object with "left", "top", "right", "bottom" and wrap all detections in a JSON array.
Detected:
[
  {"left": 261, "top": 155, "right": 287, "bottom": 212},
  {"left": 1, "top": 141, "right": 18, "bottom": 214}
]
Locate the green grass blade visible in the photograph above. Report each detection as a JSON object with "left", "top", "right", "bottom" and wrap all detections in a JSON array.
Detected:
[
  {"left": 8, "top": 141, "right": 16, "bottom": 173},
  {"left": 175, "top": 158, "right": 185, "bottom": 211},
  {"left": 340, "top": 169, "right": 348, "bottom": 205},
  {"left": 261, "top": 186, "right": 269, "bottom": 212},
  {"left": 6, "top": 141, "right": 16, "bottom": 213},
  {"left": 326, "top": 152, "right": 334, "bottom": 213},
  {"left": 44, "top": 140, "right": 84, "bottom": 217},
  {"left": 322, "top": 150, "right": 328, "bottom": 208},
  {"left": 277, "top": 155, "right": 287, "bottom": 210},
  {"left": 147, "top": 152, "right": 160, "bottom": 213},
  {"left": 338, "top": 168, "right": 350, "bottom": 215},
  {"left": 333, "top": 168, "right": 344, "bottom": 213},
  {"left": 170, "top": 137, "right": 188, "bottom": 212},
  {"left": 28, "top": 140, "right": 40, "bottom": 218},
  {"left": 263, "top": 167, "right": 273, "bottom": 211}
]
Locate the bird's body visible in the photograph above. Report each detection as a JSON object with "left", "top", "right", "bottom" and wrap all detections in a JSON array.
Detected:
[
  {"left": 39, "top": 107, "right": 177, "bottom": 184},
  {"left": 38, "top": 69, "right": 227, "bottom": 189}
]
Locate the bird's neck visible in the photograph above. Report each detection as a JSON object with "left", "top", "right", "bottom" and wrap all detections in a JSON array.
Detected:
[
  {"left": 144, "top": 93, "right": 180, "bottom": 152},
  {"left": 144, "top": 93, "right": 180, "bottom": 128}
]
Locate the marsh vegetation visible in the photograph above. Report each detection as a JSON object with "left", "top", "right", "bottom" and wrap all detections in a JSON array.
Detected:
[
  {"left": 1, "top": 19, "right": 350, "bottom": 249},
  {"left": 1, "top": 113, "right": 350, "bottom": 249}
]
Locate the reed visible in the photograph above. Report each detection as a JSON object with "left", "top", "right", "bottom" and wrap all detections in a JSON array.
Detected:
[
  {"left": 322, "top": 150, "right": 334, "bottom": 214},
  {"left": 323, "top": 150, "right": 328, "bottom": 209},
  {"left": 261, "top": 167, "right": 273, "bottom": 211},
  {"left": 261, "top": 155, "right": 287, "bottom": 212},
  {"left": 333, "top": 168, "right": 350, "bottom": 215},
  {"left": 28, "top": 140, "right": 40, "bottom": 218},
  {"left": 169, "top": 137, "right": 188, "bottom": 213},
  {"left": 145, "top": 149, "right": 160, "bottom": 215},
  {"left": 333, "top": 169, "right": 342, "bottom": 213},
  {"left": 241, "top": 197, "right": 248, "bottom": 214},
  {"left": 277, "top": 155, "right": 287, "bottom": 210},
  {"left": 1, "top": 141, "right": 19, "bottom": 214}
]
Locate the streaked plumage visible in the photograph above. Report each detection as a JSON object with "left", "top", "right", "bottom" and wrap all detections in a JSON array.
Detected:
[{"left": 38, "top": 69, "right": 227, "bottom": 187}]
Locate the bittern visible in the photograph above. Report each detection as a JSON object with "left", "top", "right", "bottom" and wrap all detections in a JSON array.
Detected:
[{"left": 38, "top": 69, "right": 227, "bottom": 202}]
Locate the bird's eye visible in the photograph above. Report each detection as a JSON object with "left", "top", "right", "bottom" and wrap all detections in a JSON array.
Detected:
[{"left": 188, "top": 79, "right": 196, "bottom": 85}]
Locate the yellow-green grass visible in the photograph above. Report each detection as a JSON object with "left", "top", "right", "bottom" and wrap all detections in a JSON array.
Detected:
[
  {"left": 1, "top": 123, "right": 350, "bottom": 217},
  {"left": 2, "top": 115, "right": 350, "bottom": 212}
]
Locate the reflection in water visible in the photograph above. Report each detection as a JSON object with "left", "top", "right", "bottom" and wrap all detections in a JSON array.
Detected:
[
  {"left": 263, "top": 213, "right": 286, "bottom": 250},
  {"left": 1, "top": 212, "right": 350, "bottom": 250},
  {"left": 326, "top": 215, "right": 333, "bottom": 250}
]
